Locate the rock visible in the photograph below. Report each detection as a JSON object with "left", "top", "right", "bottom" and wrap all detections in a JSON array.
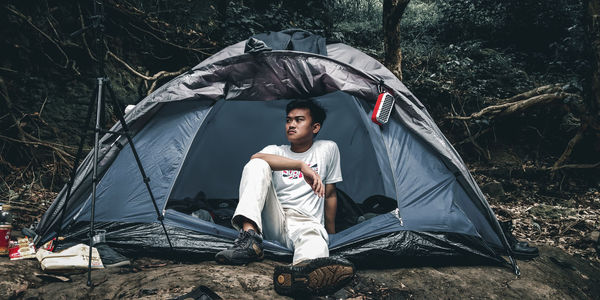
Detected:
[
  {"left": 481, "top": 181, "right": 505, "bottom": 199},
  {"left": 0, "top": 244, "right": 597, "bottom": 299},
  {"left": 507, "top": 280, "right": 557, "bottom": 298},
  {"left": 530, "top": 205, "right": 575, "bottom": 220},
  {"left": 587, "top": 231, "right": 600, "bottom": 243}
]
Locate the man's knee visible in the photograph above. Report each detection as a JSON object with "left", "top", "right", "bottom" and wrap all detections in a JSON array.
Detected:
[{"left": 243, "top": 158, "right": 272, "bottom": 177}]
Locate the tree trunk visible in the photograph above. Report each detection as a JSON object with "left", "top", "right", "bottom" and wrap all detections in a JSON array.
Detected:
[
  {"left": 584, "top": 0, "right": 600, "bottom": 157},
  {"left": 548, "top": 0, "right": 600, "bottom": 169},
  {"left": 383, "top": 0, "right": 410, "bottom": 81},
  {"left": 586, "top": 0, "right": 600, "bottom": 115}
]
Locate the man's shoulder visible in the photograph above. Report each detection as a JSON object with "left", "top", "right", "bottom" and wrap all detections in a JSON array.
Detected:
[
  {"left": 314, "top": 140, "right": 339, "bottom": 150},
  {"left": 261, "top": 144, "right": 288, "bottom": 154},
  {"left": 265, "top": 144, "right": 286, "bottom": 149}
]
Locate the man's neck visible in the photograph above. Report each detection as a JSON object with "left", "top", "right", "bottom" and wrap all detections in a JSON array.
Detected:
[{"left": 290, "top": 140, "right": 313, "bottom": 153}]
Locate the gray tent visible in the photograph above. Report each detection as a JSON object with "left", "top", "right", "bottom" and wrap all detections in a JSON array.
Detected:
[{"left": 36, "top": 30, "right": 517, "bottom": 271}]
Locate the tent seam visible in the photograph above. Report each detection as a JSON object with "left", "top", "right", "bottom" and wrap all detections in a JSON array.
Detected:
[
  {"left": 374, "top": 115, "right": 403, "bottom": 212},
  {"left": 159, "top": 103, "right": 219, "bottom": 215}
]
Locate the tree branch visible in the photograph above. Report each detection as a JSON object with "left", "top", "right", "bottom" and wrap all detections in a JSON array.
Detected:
[
  {"left": 128, "top": 23, "right": 213, "bottom": 56},
  {"left": 498, "top": 84, "right": 562, "bottom": 104},
  {"left": 107, "top": 50, "right": 187, "bottom": 82},
  {"left": 0, "top": 134, "right": 74, "bottom": 168},
  {"left": 552, "top": 123, "right": 588, "bottom": 169},
  {"left": 447, "top": 92, "right": 578, "bottom": 120},
  {"left": 0, "top": 78, "right": 26, "bottom": 141},
  {"left": 552, "top": 161, "right": 600, "bottom": 170},
  {"left": 6, "top": 5, "right": 69, "bottom": 69},
  {"left": 77, "top": 2, "right": 97, "bottom": 62}
]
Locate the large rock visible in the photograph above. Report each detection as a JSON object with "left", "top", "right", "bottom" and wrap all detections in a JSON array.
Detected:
[
  {"left": 482, "top": 181, "right": 506, "bottom": 199},
  {"left": 1, "top": 245, "right": 598, "bottom": 299},
  {"left": 587, "top": 231, "right": 600, "bottom": 243}
]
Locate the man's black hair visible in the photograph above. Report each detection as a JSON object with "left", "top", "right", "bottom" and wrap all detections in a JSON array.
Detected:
[{"left": 286, "top": 99, "right": 326, "bottom": 126}]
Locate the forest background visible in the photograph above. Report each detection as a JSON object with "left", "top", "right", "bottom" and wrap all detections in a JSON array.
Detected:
[{"left": 0, "top": 0, "right": 599, "bottom": 264}]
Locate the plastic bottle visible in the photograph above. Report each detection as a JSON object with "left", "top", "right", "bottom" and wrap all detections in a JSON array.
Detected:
[{"left": 0, "top": 203, "right": 13, "bottom": 256}]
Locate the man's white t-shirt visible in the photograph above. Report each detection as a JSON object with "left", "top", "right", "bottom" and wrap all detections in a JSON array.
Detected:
[{"left": 259, "top": 140, "right": 343, "bottom": 224}]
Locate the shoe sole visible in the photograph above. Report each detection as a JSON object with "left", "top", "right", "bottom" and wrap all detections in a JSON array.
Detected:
[{"left": 273, "top": 257, "right": 355, "bottom": 296}]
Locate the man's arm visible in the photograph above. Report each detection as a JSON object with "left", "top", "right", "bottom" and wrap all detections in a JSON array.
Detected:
[
  {"left": 251, "top": 153, "right": 303, "bottom": 171},
  {"left": 251, "top": 153, "right": 324, "bottom": 197},
  {"left": 324, "top": 183, "right": 337, "bottom": 234}
]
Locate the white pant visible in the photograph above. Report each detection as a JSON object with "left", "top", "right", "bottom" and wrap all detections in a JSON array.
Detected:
[{"left": 232, "top": 159, "right": 329, "bottom": 264}]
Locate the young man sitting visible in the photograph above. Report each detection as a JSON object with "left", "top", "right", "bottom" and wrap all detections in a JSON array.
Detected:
[{"left": 215, "top": 99, "right": 355, "bottom": 296}]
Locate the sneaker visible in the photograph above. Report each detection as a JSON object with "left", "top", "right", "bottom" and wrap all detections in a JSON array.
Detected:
[
  {"left": 273, "top": 257, "right": 355, "bottom": 296},
  {"left": 215, "top": 229, "right": 264, "bottom": 265},
  {"left": 499, "top": 220, "right": 539, "bottom": 260},
  {"left": 94, "top": 243, "right": 131, "bottom": 267}
]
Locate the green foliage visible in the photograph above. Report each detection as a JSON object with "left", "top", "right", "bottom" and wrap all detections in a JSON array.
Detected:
[
  {"left": 397, "top": 0, "right": 587, "bottom": 106},
  {"left": 395, "top": 0, "right": 589, "bottom": 163},
  {"left": 219, "top": 1, "right": 332, "bottom": 45},
  {"left": 0, "top": 0, "right": 593, "bottom": 176},
  {"left": 402, "top": 38, "right": 532, "bottom": 114},
  {"left": 330, "top": 0, "right": 381, "bottom": 26},
  {"left": 435, "top": 0, "right": 585, "bottom": 55},
  {"left": 400, "top": 1, "right": 444, "bottom": 40},
  {"left": 329, "top": 0, "right": 382, "bottom": 47}
]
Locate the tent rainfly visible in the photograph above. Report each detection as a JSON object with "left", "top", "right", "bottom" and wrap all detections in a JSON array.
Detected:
[{"left": 35, "top": 29, "right": 518, "bottom": 272}]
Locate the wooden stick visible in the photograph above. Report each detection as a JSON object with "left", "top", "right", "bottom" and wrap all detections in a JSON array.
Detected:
[
  {"left": 552, "top": 161, "right": 600, "bottom": 170},
  {"left": 78, "top": 2, "right": 97, "bottom": 62},
  {"left": 447, "top": 92, "right": 578, "bottom": 120},
  {"left": 107, "top": 50, "right": 186, "bottom": 81},
  {"left": 462, "top": 120, "right": 489, "bottom": 159},
  {"left": 471, "top": 161, "right": 600, "bottom": 177},
  {"left": 0, "top": 78, "right": 27, "bottom": 141},
  {"left": 128, "top": 23, "right": 213, "bottom": 56},
  {"left": 0, "top": 134, "right": 74, "bottom": 157},
  {"left": 6, "top": 5, "right": 69, "bottom": 68},
  {"left": 552, "top": 124, "right": 588, "bottom": 169},
  {"left": 499, "top": 93, "right": 570, "bottom": 116},
  {"left": 498, "top": 84, "right": 562, "bottom": 104},
  {"left": 455, "top": 128, "right": 492, "bottom": 146}
]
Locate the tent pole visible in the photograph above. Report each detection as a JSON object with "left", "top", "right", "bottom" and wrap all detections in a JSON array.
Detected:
[
  {"left": 52, "top": 85, "right": 97, "bottom": 249},
  {"left": 105, "top": 83, "right": 175, "bottom": 252},
  {"left": 87, "top": 77, "right": 104, "bottom": 287},
  {"left": 58, "top": 0, "right": 176, "bottom": 287}
]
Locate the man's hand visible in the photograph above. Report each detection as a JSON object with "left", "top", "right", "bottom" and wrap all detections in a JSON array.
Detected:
[{"left": 301, "top": 163, "right": 324, "bottom": 198}]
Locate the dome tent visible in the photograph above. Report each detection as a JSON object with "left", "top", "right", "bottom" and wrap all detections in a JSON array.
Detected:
[{"left": 35, "top": 29, "right": 518, "bottom": 271}]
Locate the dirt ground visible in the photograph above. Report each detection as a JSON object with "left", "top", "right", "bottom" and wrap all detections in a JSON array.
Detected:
[{"left": 1, "top": 244, "right": 598, "bottom": 299}]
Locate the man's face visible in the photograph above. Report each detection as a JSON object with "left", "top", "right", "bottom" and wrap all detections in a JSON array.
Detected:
[{"left": 286, "top": 108, "right": 320, "bottom": 144}]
